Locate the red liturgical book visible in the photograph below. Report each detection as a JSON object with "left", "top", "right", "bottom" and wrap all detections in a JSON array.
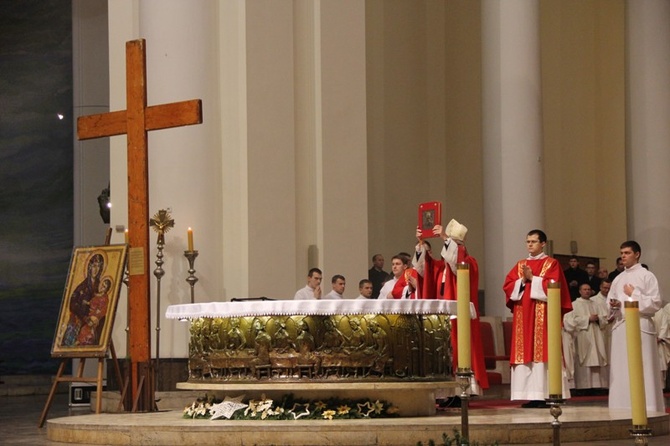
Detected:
[{"left": 418, "top": 201, "right": 442, "bottom": 239}]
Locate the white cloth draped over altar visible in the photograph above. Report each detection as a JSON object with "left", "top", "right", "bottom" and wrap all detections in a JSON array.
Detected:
[{"left": 166, "top": 299, "right": 475, "bottom": 320}]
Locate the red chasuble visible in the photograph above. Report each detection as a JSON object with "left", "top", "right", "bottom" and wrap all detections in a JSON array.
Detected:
[
  {"left": 421, "top": 245, "right": 489, "bottom": 389},
  {"left": 503, "top": 256, "right": 572, "bottom": 365},
  {"left": 391, "top": 268, "right": 419, "bottom": 299}
]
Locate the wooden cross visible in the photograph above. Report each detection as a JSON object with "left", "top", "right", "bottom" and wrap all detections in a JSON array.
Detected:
[{"left": 77, "top": 39, "right": 202, "bottom": 410}]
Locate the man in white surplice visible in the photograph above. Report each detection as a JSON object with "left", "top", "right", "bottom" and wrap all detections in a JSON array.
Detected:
[
  {"left": 607, "top": 240, "right": 665, "bottom": 413},
  {"left": 563, "top": 283, "right": 609, "bottom": 390}
]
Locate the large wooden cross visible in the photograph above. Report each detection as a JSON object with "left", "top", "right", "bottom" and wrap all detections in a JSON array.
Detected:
[{"left": 77, "top": 39, "right": 202, "bottom": 410}]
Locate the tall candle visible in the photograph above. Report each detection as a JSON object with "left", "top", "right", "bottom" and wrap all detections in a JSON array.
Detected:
[
  {"left": 124, "top": 229, "right": 129, "bottom": 245},
  {"left": 456, "top": 263, "right": 471, "bottom": 370},
  {"left": 187, "top": 227, "right": 194, "bottom": 251},
  {"left": 624, "top": 300, "right": 647, "bottom": 426},
  {"left": 547, "top": 280, "right": 562, "bottom": 397}
]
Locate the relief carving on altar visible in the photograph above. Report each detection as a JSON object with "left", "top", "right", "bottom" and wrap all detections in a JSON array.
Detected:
[{"left": 187, "top": 313, "right": 452, "bottom": 382}]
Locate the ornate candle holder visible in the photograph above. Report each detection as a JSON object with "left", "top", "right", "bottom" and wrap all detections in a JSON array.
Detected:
[
  {"left": 629, "top": 426, "right": 652, "bottom": 446},
  {"left": 149, "top": 209, "right": 175, "bottom": 384},
  {"left": 455, "top": 368, "right": 473, "bottom": 440},
  {"left": 184, "top": 250, "right": 199, "bottom": 303},
  {"left": 545, "top": 395, "right": 565, "bottom": 446},
  {"left": 153, "top": 237, "right": 165, "bottom": 368}
]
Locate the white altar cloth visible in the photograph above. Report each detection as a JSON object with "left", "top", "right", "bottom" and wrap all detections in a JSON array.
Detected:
[{"left": 165, "top": 299, "right": 475, "bottom": 320}]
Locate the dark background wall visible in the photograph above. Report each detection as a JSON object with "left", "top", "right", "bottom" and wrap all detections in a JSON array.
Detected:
[{"left": 0, "top": 0, "right": 73, "bottom": 374}]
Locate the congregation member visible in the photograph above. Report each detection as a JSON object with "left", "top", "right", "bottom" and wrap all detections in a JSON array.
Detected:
[
  {"left": 503, "top": 229, "right": 572, "bottom": 408},
  {"left": 564, "top": 256, "right": 589, "bottom": 301},
  {"left": 413, "top": 219, "right": 489, "bottom": 394},
  {"left": 293, "top": 268, "right": 323, "bottom": 300},
  {"left": 323, "top": 275, "right": 346, "bottom": 300},
  {"left": 585, "top": 261, "right": 601, "bottom": 296},
  {"left": 378, "top": 255, "right": 408, "bottom": 300},
  {"left": 607, "top": 257, "right": 624, "bottom": 282},
  {"left": 368, "top": 254, "right": 388, "bottom": 299},
  {"left": 607, "top": 240, "right": 665, "bottom": 413},
  {"left": 597, "top": 267, "right": 609, "bottom": 281},
  {"left": 355, "top": 279, "right": 374, "bottom": 300},
  {"left": 563, "top": 283, "right": 609, "bottom": 392}
]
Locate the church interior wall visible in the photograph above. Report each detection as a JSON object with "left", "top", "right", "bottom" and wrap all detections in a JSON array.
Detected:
[
  {"left": 82, "top": 0, "right": 639, "bottom": 360},
  {"left": 540, "top": 0, "right": 627, "bottom": 272},
  {"left": 0, "top": 0, "right": 652, "bottom": 377},
  {"left": 365, "top": 0, "right": 628, "bottom": 319}
]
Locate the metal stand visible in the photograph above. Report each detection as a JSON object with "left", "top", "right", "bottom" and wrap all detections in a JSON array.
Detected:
[
  {"left": 629, "top": 426, "right": 652, "bottom": 446},
  {"left": 184, "top": 250, "right": 199, "bottom": 303},
  {"left": 153, "top": 238, "right": 165, "bottom": 371},
  {"left": 546, "top": 395, "right": 565, "bottom": 446},
  {"left": 148, "top": 209, "right": 174, "bottom": 392},
  {"left": 456, "top": 368, "right": 473, "bottom": 442}
]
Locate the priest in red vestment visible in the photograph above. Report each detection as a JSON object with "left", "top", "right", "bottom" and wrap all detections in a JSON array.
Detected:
[
  {"left": 503, "top": 229, "right": 572, "bottom": 408},
  {"left": 413, "top": 219, "right": 489, "bottom": 394},
  {"left": 390, "top": 266, "right": 419, "bottom": 299}
]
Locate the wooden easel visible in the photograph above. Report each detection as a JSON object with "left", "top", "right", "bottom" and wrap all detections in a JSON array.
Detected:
[{"left": 38, "top": 341, "right": 125, "bottom": 427}]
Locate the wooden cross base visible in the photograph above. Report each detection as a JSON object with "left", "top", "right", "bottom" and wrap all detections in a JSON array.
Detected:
[{"left": 38, "top": 342, "right": 124, "bottom": 428}]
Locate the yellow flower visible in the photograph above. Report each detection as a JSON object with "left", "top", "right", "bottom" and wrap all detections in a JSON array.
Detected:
[
  {"left": 314, "top": 401, "right": 327, "bottom": 410},
  {"left": 322, "top": 410, "right": 336, "bottom": 420},
  {"left": 337, "top": 405, "right": 350, "bottom": 415},
  {"left": 373, "top": 400, "right": 385, "bottom": 414}
]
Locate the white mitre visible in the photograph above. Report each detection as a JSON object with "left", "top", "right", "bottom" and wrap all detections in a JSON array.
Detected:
[{"left": 445, "top": 218, "right": 468, "bottom": 242}]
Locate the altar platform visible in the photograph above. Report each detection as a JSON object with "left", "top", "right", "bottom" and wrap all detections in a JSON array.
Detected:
[{"left": 41, "top": 387, "right": 670, "bottom": 445}]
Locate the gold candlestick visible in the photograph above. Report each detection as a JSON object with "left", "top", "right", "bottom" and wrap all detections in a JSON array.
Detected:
[
  {"left": 149, "top": 209, "right": 175, "bottom": 390},
  {"left": 184, "top": 250, "right": 199, "bottom": 303}
]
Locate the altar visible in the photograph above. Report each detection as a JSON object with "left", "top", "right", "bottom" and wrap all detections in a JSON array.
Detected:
[{"left": 166, "top": 299, "right": 473, "bottom": 416}]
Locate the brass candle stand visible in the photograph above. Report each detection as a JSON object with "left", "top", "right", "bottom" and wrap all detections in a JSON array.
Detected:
[
  {"left": 545, "top": 395, "right": 564, "bottom": 446},
  {"left": 153, "top": 236, "right": 165, "bottom": 368},
  {"left": 455, "top": 368, "right": 473, "bottom": 441},
  {"left": 184, "top": 250, "right": 199, "bottom": 303},
  {"left": 629, "top": 425, "right": 652, "bottom": 446},
  {"left": 149, "top": 209, "right": 175, "bottom": 385}
]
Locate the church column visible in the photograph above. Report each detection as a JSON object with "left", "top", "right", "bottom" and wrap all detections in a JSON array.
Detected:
[
  {"left": 108, "top": 1, "right": 219, "bottom": 360},
  {"left": 301, "top": 0, "right": 368, "bottom": 288},
  {"left": 625, "top": 0, "right": 670, "bottom": 294},
  {"left": 220, "top": 1, "right": 298, "bottom": 299},
  {"left": 481, "top": 0, "right": 544, "bottom": 318}
]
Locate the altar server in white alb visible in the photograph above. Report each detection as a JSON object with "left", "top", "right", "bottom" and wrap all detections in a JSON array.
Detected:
[
  {"left": 294, "top": 268, "right": 323, "bottom": 300},
  {"left": 606, "top": 240, "right": 666, "bottom": 413},
  {"left": 563, "top": 283, "right": 610, "bottom": 390}
]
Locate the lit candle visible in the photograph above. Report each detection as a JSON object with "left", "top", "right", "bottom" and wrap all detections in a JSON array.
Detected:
[
  {"left": 187, "top": 227, "right": 194, "bottom": 251},
  {"left": 547, "top": 280, "right": 562, "bottom": 397},
  {"left": 456, "top": 263, "right": 471, "bottom": 370},
  {"left": 624, "top": 300, "right": 647, "bottom": 426},
  {"left": 124, "top": 229, "right": 129, "bottom": 245}
]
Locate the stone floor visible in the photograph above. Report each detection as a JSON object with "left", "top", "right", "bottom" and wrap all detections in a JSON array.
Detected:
[{"left": 2, "top": 386, "right": 669, "bottom": 445}]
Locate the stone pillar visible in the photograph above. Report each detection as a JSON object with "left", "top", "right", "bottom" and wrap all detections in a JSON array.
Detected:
[
  {"left": 107, "top": 1, "right": 219, "bottom": 359},
  {"left": 482, "top": 0, "right": 544, "bottom": 318},
  {"left": 626, "top": 0, "right": 670, "bottom": 293}
]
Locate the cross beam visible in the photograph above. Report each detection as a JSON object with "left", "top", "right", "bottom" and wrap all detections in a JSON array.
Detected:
[{"left": 77, "top": 39, "right": 202, "bottom": 410}]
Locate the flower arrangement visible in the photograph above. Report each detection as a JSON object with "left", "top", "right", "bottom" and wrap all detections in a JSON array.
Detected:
[{"left": 183, "top": 393, "right": 399, "bottom": 421}]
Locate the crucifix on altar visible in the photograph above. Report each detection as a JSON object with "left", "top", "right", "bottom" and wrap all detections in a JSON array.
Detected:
[{"left": 77, "top": 39, "right": 202, "bottom": 411}]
